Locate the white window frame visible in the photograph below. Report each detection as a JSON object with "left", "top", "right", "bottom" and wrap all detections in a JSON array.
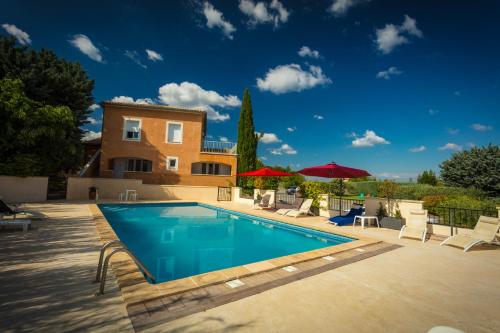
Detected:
[
  {"left": 122, "top": 117, "right": 142, "bottom": 141},
  {"left": 166, "top": 121, "right": 183, "bottom": 144},
  {"left": 166, "top": 156, "right": 179, "bottom": 171}
]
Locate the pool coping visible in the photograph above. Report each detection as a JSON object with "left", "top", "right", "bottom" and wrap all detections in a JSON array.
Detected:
[{"left": 89, "top": 201, "right": 382, "bottom": 308}]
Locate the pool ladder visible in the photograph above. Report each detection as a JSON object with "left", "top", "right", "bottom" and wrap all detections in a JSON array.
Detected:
[{"left": 94, "top": 240, "right": 156, "bottom": 295}]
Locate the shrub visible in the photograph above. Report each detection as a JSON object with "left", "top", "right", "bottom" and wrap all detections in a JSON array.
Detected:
[
  {"left": 394, "top": 184, "right": 486, "bottom": 200},
  {"left": 376, "top": 202, "right": 387, "bottom": 219},
  {"left": 301, "top": 181, "right": 329, "bottom": 208}
]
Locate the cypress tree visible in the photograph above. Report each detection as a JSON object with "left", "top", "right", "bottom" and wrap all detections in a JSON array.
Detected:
[{"left": 236, "top": 88, "right": 259, "bottom": 188}]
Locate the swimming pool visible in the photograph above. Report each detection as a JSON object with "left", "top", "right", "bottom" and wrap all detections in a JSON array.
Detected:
[{"left": 98, "top": 202, "right": 354, "bottom": 283}]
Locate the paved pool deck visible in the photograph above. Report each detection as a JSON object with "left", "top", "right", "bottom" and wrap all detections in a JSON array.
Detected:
[{"left": 1, "top": 201, "right": 499, "bottom": 333}]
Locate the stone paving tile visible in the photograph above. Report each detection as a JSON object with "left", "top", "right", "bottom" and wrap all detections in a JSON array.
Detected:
[{"left": 128, "top": 243, "right": 399, "bottom": 332}]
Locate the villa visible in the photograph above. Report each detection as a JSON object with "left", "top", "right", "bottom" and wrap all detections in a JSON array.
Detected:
[{"left": 85, "top": 102, "right": 237, "bottom": 187}]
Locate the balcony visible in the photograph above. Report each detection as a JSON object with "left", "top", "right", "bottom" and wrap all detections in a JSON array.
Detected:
[{"left": 201, "top": 140, "right": 237, "bottom": 155}]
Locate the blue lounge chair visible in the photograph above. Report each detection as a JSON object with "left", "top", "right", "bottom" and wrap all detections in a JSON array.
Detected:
[{"left": 329, "top": 206, "right": 364, "bottom": 226}]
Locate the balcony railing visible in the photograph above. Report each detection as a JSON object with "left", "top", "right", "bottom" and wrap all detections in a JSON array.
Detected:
[{"left": 202, "top": 140, "right": 237, "bottom": 154}]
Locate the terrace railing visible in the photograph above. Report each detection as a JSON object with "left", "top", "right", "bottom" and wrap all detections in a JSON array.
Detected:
[
  {"left": 202, "top": 140, "right": 237, "bottom": 154},
  {"left": 328, "top": 197, "right": 365, "bottom": 212},
  {"left": 276, "top": 192, "right": 296, "bottom": 206},
  {"left": 426, "top": 206, "right": 498, "bottom": 230}
]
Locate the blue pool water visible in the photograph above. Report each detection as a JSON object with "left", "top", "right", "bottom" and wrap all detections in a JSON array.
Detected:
[{"left": 98, "top": 203, "right": 354, "bottom": 283}]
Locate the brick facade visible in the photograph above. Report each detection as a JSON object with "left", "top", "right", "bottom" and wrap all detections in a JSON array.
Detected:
[{"left": 99, "top": 102, "right": 237, "bottom": 186}]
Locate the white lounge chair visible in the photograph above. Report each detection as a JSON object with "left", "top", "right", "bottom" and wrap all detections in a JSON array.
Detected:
[
  {"left": 399, "top": 209, "right": 428, "bottom": 242},
  {"left": 440, "top": 216, "right": 500, "bottom": 252},
  {"left": 252, "top": 194, "right": 273, "bottom": 210},
  {"left": 284, "top": 199, "right": 314, "bottom": 218},
  {"left": 0, "top": 217, "right": 31, "bottom": 232}
]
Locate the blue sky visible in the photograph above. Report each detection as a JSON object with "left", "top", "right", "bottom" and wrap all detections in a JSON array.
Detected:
[{"left": 1, "top": 0, "right": 499, "bottom": 180}]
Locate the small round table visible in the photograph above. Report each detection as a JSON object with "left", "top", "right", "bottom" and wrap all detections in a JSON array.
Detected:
[{"left": 353, "top": 215, "right": 380, "bottom": 229}]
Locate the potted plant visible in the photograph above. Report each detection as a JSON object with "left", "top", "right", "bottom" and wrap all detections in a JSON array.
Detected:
[
  {"left": 377, "top": 180, "right": 405, "bottom": 230},
  {"left": 88, "top": 186, "right": 98, "bottom": 200}
]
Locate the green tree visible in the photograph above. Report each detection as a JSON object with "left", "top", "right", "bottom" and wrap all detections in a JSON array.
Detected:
[
  {"left": 0, "top": 36, "right": 94, "bottom": 172},
  {"left": 0, "top": 78, "right": 76, "bottom": 176},
  {"left": 440, "top": 145, "right": 500, "bottom": 196},
  {"left": 377, "top": 180, "right": 400, "bottom": 216},
  {"left": 329, "top": 179, "right": 346, "bottom": 196},
  {"left": 417, "top": 170, "right": 438, "bottom": 186},
  {"left": 236, "top": 88, "right": 259, "bottom": 188}
]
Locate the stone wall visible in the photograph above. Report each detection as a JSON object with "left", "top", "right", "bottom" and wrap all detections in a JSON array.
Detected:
[{"left": 0, "top": 176, "right": 48, "bottom": 203}]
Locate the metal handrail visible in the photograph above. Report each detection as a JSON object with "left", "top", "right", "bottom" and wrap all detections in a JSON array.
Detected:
[
  {"left": 94, "top": 240, "right": 125, "bottom": 283},
  {"left": 98, "top": 248, "right": 156, "bottom": 295},
  {"left": 94, "top": 241, "right": 156, "bottom": 295}
]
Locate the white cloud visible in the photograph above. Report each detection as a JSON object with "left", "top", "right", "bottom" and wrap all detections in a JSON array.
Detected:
[
  {"left": 471, "top": 123, "right": 492, "bottom": 131},
  {"left": 259, "top": 132, "right": 282, "bottom": 143},
  {"left": 351, "top": 130, "right": 390, "bottom": 147},
  {"left": 86, "top": 117, "right": 101, "bottom": 125},
  {"left": 203, "top": 1, "right": 236, "bottom": 39},
  {"left": 87, "top": 103, "right": 100, "bottom": 111},
  {"left": 466, "top": 142, "right": 476, "bottom": 148},
  {"left": 375, "top": 15, "right": 422, "bottom": 54},
  {"left": 239, "top": 0, "right": 289, "bottom": 28},
  {"left": 145, "top": 49, "right": 163, "bottom": 61},
  {"left": 376, "top": 66, "right": 402, "bottom": 80},
  {"left": 401, "top": 14, "right": 423, "bottom": 37},
  {"left": 438, "top": 143, "right": 462, "bottom": 151},
  {"left": 428, "top": 108, "right": 438, "bottom": 116},
  {"left": 453, "top": 90, "right": 461, "bottom": 97},
  {"left": 259, "top": 156, "right": 268, "bottom": 161},
  {"left": 375, "top": 24, "right": 407, "bottom": 54},
  {"left": 346, "top": 131, "right": 357, "bottom": 138},
  {"left": 82, "top": 130, "right": 101, "bottom": 141},
  {"left": 269, "top": 143, "right": 297, "bottom": 155},
  {"left": 298, "top": 46, "right": 321, "bottom": 59},
  {"left": 377, "top": 172, "right": 401, "bottom": 179},
  {"left": 447, "top": 128, "right": 459, "bottom": 135},
  {"left": 409, "top": 145, "right": 426, "bottom": 153},
  {"left": 313, "top": 114, "right": 324, "bottom": 120},
  {"left": 270, "top": 0, "right": 290, "bottom": 26},
  {"left": 2, "top": 23, "right": 31, "bottom": 45},
  {"left": 219, "top": 136, "right": 229, "bottom": 142},
  {"left": 328, "top": 0, "right": 368, "bottom": 17},
  {"left": 124, "top": 50, "right": 147, "bottom": 69},
  {"left": 287, "top": 126, "right": 297, "bottom": 132},
  {"left": 158, "top": 81, "right": 240, "bottom": 122},
  {"left": 68, "top": 34, "right": 103, "bottom": 62},
  {"left": 111, "top": 96, "right": 154, "bottom": 104},
  {"left": 256, "top": 63, "right": 331, "bottom": 94}
]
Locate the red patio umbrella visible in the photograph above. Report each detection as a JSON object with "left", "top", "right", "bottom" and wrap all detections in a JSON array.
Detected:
[
  {"left": 298, "top": 162, "right": 370, "bottom": 178},
  {"left": 236, "top": 167, "right": 294, "bottom": 177},
  {"left": 298, "top": 162, "right": 370, "bottom": 212}
]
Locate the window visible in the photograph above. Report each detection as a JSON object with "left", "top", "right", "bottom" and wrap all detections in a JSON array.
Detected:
[
  {"left": 192, "top": 162, "right": 230, "bottom": 175},
  {"left": 166, "top": 122, "right": 183, "bottom": 144},
  {"left": 126, "top": 159, "right": 152, "bottom": 172},
  {"left": 166, "top": 156, "right": 179, "bottom": 171},
  {"left": 123, "top": 118, "right": 141, "bottom": 141}
]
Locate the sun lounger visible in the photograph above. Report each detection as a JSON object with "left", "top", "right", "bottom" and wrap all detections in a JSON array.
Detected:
[
  {"left": 252, "top": 194, "right": 273, "bottom": 210},
  {"left": 284, "top": 199, "right": 314, "bottom": 218},
  {"left": 0, "top": 199, "right": 46, "bottom": 220},
  {"left": 399, "top": 209, "right": 428, "bottom": 242},
  {"left": 440, "top": 215, "right": 500, "bottom": 252},
  {"left": 276, "top": 197, "right": 304, "bottom": 215},
  {"left": 0, "top": 218, "right": 31, "bottom": 232},
  {"left": 329, "top": 206, "right": 364, "bottom": 226}
]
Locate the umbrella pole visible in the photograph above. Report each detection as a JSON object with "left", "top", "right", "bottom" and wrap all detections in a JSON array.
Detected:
[{"left": 339, "top": 178, "right": 343, "bottom": 214}]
